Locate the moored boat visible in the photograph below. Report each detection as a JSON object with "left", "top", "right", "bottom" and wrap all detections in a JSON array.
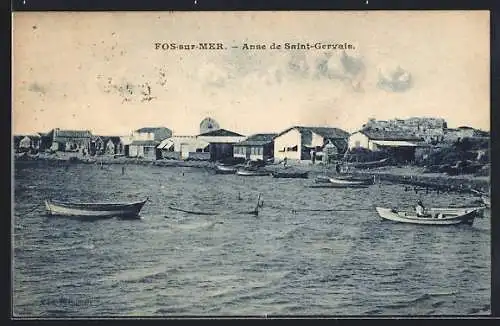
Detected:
[
  {"left": 307, "top": 183, "right": 370, "bottom": 189},
  {"left": 236, "top": 168, "right": 270, "bottom": 176},
  {"left": 375, "top": 206, "right": 483, "bottom": 225},
  {"left": 329, "top": 175, "right": 374, "bottom": 186},
  {"left": 272, "top": 171, "right": 309, "bottom": 179},
  {"left": 44, "top": 198, "right": 148, "bottom": 219},
  {"left": 214, "top": 164, "right": 238, "bottom": 174}
]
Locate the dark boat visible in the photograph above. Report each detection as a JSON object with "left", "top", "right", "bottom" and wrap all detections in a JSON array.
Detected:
[
  {"left": 45, "top": 198, "right": 148, "bottom": 219},
  {"left": 214, "top": 164, "right": 238, "bottom": 174},
  {"left": 272, "top": 171, "right": 309, "bottom": 179}
]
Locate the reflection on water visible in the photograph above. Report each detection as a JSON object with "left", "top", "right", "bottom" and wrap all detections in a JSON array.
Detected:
[{"left": 13, "top": 162, "right": 490, "bottom": 316}]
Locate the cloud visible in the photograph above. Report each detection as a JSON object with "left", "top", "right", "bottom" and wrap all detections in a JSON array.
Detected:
[
  {"left": 377, "top": 65, "right": 412, "bottom": 92},
  {"left": 198, "top": 62, "right": 230, "bottom": 88}
]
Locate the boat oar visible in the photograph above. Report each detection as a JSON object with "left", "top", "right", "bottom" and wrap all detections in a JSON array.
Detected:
[{"left": 290, "top": 208, "right": 374, "bottom": 213}]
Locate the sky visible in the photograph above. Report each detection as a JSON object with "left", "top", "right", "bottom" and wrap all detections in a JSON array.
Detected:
[{"left": 12, "top": 11, "right": 490, "bottom": 136}]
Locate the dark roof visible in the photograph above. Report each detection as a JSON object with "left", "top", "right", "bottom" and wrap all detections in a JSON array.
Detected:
[
  {"left": 276, "top": 126, "right": 349, "bottom": 139},
  {"left": 130, "top": 140, "right": 158, "bottom": 146},
  {"left": 106, "top": 136, "right": 122, "bottom": 144},
  {"left": 53, "top": 129, "right": 92, "bottom": 138},
  {"left": 198, "top": 128, "right": 244, "bottom": 137},
  {"left": 236, "top": 133, "right": 277, "bottom": 146},
  {"left": 327, "top": 138, "right": 348, "bottom": 152},
  {"left": 359, "top": 128, "right": 423, "bottom": 141},
  {"left": 135, "top": 127, "right": 169, "bottom": 133}
]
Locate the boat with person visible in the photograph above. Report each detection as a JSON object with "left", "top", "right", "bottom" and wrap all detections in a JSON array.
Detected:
[
  {"left": 44, "top": 198, "right": 148, "bottom": 219},
  {"left": 375, "top": 206, "right": 484, "bottom": 225}
]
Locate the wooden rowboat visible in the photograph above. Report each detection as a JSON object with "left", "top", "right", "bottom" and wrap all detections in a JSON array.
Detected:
[
  {"left": 236, "top": 168, "right": 270, "bottom": 177},
  {"left": 45, "top": 198, "right": 148, "bottom": 219},
  {"left": 375, "top": 206, "right": 484, "bottom": 226},
  {"left": 272, "top": 171, "right": 309, "bottom": 179},
  {"left": 329, "top": 176, "right": 374, "bottom": 186},
  {"left": 214, "top": 164, "right": 238, "bottom": 174},
  {"left": 307, "top": 183, "right": 370, "bottom": 189}
]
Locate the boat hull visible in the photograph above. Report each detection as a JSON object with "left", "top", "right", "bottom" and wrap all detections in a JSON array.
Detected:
[
  {"left": 308, "top": 183, "right": 370, "bottom": 189},
  {"left": 375, "top": 206, "right": 482, "bottom": 225},
  {"left": 272, "top": 171, "right": 309, "bottom": 179},
  {"left": 236, "top": 169, "right": 270, "bottom": 176},
  {"left": 329, "top": 177, "right": 374, "bottom": 186},
  {"left": 214, "top": 165, "right": 237, "bottom": 174},
  {"left": 45, "top": 199, "right": 147, "bottom": 218}
]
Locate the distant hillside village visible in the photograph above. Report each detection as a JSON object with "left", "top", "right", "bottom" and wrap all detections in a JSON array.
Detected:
[{"left": 14, "top": 116, "right": 490, "bottom": 169}]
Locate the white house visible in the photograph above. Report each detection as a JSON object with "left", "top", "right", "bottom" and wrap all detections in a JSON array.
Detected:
[
  {"left": 347, "top": 128, "right": 425, "bottom": 163},
  {"left": 157, "top": 136, "right": 210, "bottom": 160},
  {"left": 273, "top": 126, "right": 348, "bottom": 163}
]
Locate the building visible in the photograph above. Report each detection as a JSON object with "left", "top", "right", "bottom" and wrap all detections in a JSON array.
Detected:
[
  {"left": 128, "top": 127, "right": 172, "bottom": 159},
  {"left": 199, "top": 117, "right": 220, "bottom": 135},
  {"left": 157, "top": 136, "right": 210, "bottom": 160},
  {"left": 363, "top": 117, "right": 447, "bottom": 144},
  {"left": 348, "top": 128, "right": 425, "bottom": 163},
  {"left": 131, "top": 127, "right": 172, "bottom": 143},
  {"left": 120, "top": 136, "right": 133, "bottom": 157},
  {"left": 233, "top": 133, "right": 276, "bottom": 161},
  {"left": 128, "top": 140, "right": 160, "bottom": 159},
  {"left": 103, "top": 137, "right": 125, "bottom": 155},
  {"left": 89, "top": 136, "right": 106, "bottom": 155},
  {"left": 48, "top": 128, "right": 92, "bottom": 152},
  {"left": 273, "top": 126, "right": 349, "bottom": 163},
  {"left": 197, "top": 129, "right": 246, "bottom": 162},
  {"left": 14, "top": 134, "right": 41, "bottom": 152},
  {"left": 443, "top": 126, "right": 476, "bottom": 143}
]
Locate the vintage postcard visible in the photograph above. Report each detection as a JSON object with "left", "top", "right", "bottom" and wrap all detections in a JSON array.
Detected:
[{"left": 12, "top": 11, "right": 490, "bottom": 317}]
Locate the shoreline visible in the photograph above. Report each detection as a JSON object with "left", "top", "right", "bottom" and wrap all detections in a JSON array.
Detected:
[{"left": 14, "top": 153, "right": 490, "bottom": 194}]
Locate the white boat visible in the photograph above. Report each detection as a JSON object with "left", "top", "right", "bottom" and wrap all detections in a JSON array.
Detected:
[
  {"left": 329, "top": 176, "right": 374, "bottom": 186},
  {"left": 236, "top": 168, "right": 270, "bottom": 176},
  {"left": 375, "top": 206, "right": 484, "bottom": 226},
  {"left": 45, "top": 198, "right": 148, "bottom": 219}
]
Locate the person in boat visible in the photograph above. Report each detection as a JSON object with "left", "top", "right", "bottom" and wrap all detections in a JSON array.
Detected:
[
  {"left": 283, "top": 157, "right": 287, "bottom": 167},
  {"left": 415, "top": 200, "right": 429, "bottom": 217}
]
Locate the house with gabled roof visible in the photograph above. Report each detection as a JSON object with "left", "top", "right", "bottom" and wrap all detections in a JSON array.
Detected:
[
  {"left": 197, "top": 128, "right": 246, "bottom": 162},
  {"left": 47, "top": 128, "right": 93, "bottom": 152},
  {"left": 233, "top": 133, "right": 277, "bottom": 161},
  {"left": 128, "top": 126, "right": 172, "bottom": 159},
  {"left": 273, "top": 126, "right": 349, "bottom": 163},
  {"left": 348, "top": 127, "right": 426, "bottom": 163}
]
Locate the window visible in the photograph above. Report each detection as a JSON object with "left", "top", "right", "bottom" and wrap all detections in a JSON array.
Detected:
[{"left": 258, "top": 147, "right": 263, "bottom": 155}]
